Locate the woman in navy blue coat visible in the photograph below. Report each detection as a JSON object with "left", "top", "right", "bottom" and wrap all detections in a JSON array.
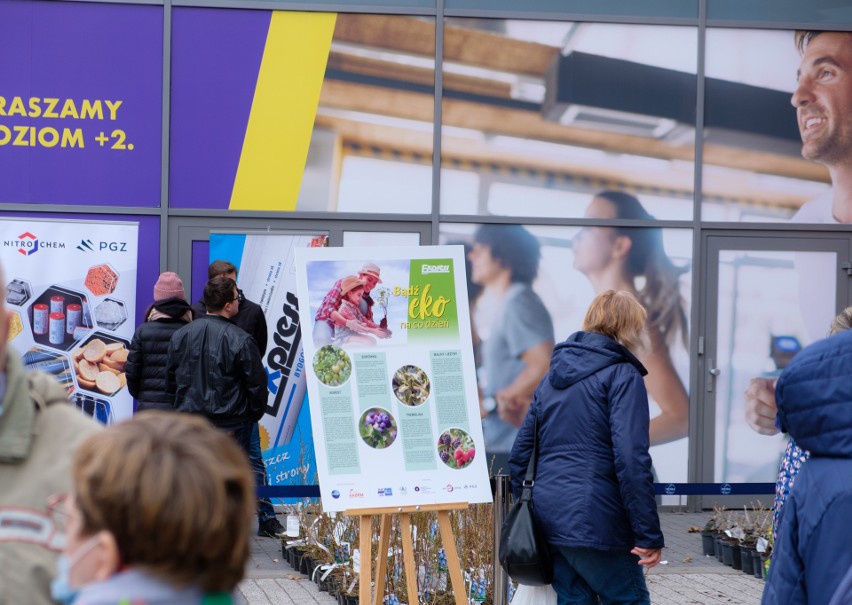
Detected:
[
  {"left": 509, "top": 290, "right": 664, "bottom": 604},
  {"left": 762, "top": 327, "right": 852, "bottom": 605}
]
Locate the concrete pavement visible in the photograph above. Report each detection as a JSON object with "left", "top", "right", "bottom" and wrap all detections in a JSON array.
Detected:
[{"left": 236, "top": 511, "right": 766, "bottom": 604}]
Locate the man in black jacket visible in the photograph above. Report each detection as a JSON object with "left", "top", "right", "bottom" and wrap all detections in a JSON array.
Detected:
[
  {"left": 166, "top": 276, "right": 266, "bottom": 453},
  {"left": 191, "top": 260, "right": 284, "bottom": 537}
]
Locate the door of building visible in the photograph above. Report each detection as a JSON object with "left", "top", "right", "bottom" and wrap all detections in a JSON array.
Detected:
[{"left": 696, "top": 230, "right": 852, "bottom": 508}]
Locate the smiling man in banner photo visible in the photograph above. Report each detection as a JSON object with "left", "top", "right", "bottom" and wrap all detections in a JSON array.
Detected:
[{"left": 747, "top": 30, "right": 852, "bottom": 435}]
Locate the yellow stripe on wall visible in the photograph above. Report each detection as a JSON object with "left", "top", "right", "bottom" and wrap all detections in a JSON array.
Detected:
[{"left": 230, "top": 11, "right": 337, "bottom": 211}]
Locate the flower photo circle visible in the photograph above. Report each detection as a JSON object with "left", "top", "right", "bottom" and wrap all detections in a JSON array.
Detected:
[
  {"left": 312, "top": 345, "right": 352, "bottom": 387},
  {"left": 359, "top": 407, "right": 398, "bottom": 449},
  {"left": 437, "top": 428, "right": 476, "bottom": 469},
  {"left": 392, "top": 364, "right": 431, "bottom": 407}
]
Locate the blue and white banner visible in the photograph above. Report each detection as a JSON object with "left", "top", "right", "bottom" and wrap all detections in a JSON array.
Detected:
[
  {"left": 210, "top": 232, "right": 325, "bottom": 497},
  {"left": 2, "top": 217, "right": 138, "bottom": 424}
]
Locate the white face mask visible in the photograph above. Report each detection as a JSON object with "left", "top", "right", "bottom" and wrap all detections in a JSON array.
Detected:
[{"left": 50, "top": 534, "right": 102, "bottom": 604}]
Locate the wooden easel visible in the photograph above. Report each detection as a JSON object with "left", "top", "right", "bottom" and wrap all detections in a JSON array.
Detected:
[{"left": 344, "top": 502, "right": 468, "bottom": 605}]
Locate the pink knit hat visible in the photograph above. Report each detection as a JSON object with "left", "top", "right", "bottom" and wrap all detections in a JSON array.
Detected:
[{"left": 153, "top": 272, "right": 186, "bottom": 301}]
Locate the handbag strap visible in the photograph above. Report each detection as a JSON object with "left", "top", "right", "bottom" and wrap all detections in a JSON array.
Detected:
[{"left": 521, "top": 416, "right": 538, "bottom": 500}]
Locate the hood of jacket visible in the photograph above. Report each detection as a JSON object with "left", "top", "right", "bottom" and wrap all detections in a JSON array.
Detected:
[
  {"left": 548, "top": 331, "right": 648, "bottom": 391},
  {"left": 151, "top": 296, "right": 193, "bottom": 319},
  {"left": 776, "top": 328, "right": 852, "bottom": 457}
]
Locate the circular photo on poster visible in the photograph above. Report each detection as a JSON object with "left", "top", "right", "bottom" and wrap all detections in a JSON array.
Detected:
[
  {"left": 437, "top": 428, "right": 476, "bottom": 470},
  {"left": 312, "top": 345, "right": 352, "bottom": 387},
  {"left": 392, "top": 365, "right": 431, "bottom": 407},
  {"left": 359, "top": 407, "right": 398, "bottom": 449}
]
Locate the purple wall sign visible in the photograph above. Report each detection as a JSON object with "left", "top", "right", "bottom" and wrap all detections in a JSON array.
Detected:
[
  {"left": 0, "top": 1, "right": 163, "bottom": 207},
  {"left": 169, "top": 7, "right": 270, "bottom": 210}
]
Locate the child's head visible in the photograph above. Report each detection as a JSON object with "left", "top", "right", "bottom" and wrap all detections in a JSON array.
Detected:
[{"left": 340, "top": 275, "right": 365, "bottom": 304}]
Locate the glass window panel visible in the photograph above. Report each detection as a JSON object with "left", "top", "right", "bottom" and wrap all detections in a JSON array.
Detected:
[
  {"left": 343, "top": 231, "right": 421, "bottom": 246},
  {"left": 440, "top": 20, "right": 697, "bottom": 220},
  {"left": 712, "top": 249, "right": 837, "bottom": 483},
  {"left": 708, "top": 1, "right": 852, "bottom": 26},
  {"left": 337, "top": 157, "right": 431, "bottom": 213},
  {"left": 440, "top": 222, "right": 692, "bottom": 482},
  {"left": 170, "top": 9, "right": 434, "bottom": 213},
  {"left": 445, "top": 0, "right": 697, "bottom": 21},
  {"left": 702, "top": 28, "right": 834, "bottom": 223}
]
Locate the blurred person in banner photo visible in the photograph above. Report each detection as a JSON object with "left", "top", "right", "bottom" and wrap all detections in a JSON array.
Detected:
[
  {"left": 468, "top": 225, "right": 555, "bottom": 471},
  {"left": 166, "top": 276, "right": 273, "bottom": 538},
  {"left": 509, "top": 290, "right": 663, "bottom": 605},
  {"left": 312, "top": 261, "right": 391, "bottom": 347},
  {"left": 573, "top": 190, "right": 689, "bottom": 446},
  {"left": 0, "top": 260, "right": 102, "bottom": 605},
  {"left": 125, "top": 272, "right": 193, "bottom": 413},
  {"left": 762, "top": 327, "right": 852, "bottom": 605},
  {"left": 47, "top": 411, "right": 254, "bottom": 605},
  {"left": 192, "top": 261, "right": 283, "bottom": 538},
  {"left": 330, "top": 275, "right": 389, "bottom": 347}
]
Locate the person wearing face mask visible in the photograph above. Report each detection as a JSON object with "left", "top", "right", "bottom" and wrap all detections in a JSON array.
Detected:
[
  {"left": 0, "top": 261, "right": 101, "bottom": 605},
  {"left": 48, "top": 411, "right": 255, "bottom": 605}
]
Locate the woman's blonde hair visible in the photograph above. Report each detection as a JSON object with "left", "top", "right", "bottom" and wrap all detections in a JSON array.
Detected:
[
  {"left": 72, "top": 411, "right": 255, "bottom": 593},
  {"left": 583, "top": 290, "right": 649, "bottom": 355},
  {"left": 830, "top": 306, "right": 852, "bottom": 336}
]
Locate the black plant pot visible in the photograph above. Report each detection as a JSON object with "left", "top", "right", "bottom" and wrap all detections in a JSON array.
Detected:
[
  {"left": 721, "top": 540, "right": 734, "bottom": 566},
  {"left": 752, "top": 550, "right": 763, "bottom": 579},
  {"left": 714, "top": 536, "right": 723, "bottom": 562},
  {"left": 345, "top": 595, "right": 358, "bottom": 605},
  {"left": 731, "top": 543, "right": 742, "bottom": 570},
  {"left": 740, "top": 546, "right": 755, "bottom": 575},
  {"left": 700, "top": 531, "right": 716, "bottom": 557}
]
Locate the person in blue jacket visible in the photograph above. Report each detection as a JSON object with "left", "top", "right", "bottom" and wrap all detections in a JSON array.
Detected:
[
  {"left": 762, "top": 327, "right": 852, "bottom": 605},
  {"left": 509, "top": 290, "right": 664, "bottom": 605}
]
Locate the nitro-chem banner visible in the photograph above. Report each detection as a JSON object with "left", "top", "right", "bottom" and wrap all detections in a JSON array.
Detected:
[{"left": 2, "top": 218, "right": 139, "bottom": 424}]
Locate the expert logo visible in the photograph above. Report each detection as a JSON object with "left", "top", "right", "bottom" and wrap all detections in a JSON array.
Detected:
[
  {"left": 331, "top": 490, "right": 340, "bottom": 499},
  {"left": 422, "top": 264, "right": 450, "bottom": 275},
  {"left": 378, "top": 488, "right": 393, "bottom": 497},
  {"left": 348, "top": 489, "right": 365, "bottom": 499}
]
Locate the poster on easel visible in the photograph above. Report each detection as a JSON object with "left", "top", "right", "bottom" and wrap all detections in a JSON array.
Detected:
[
  {"left": 209, "top": 232, "right": 327, "bottom": 498},
  {"left": 1, "top": 218, "right": 139, "bottom": 424},
  {"left": 295, "top": 245, "right": 491, "bottom": 512}
]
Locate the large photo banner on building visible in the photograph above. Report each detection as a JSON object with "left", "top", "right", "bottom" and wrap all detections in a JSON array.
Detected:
[
  {"left": 209, "top": 232, "right": 326, "bottom": 494},
  {"left": 0, "top": 0, "right": 163, "bottom": 207},
  {"left": 295, "top": 245, "right": 491, "bottom": 512},
  {"left": 2, "top": 218, "right": 138, "bottom": 424}
]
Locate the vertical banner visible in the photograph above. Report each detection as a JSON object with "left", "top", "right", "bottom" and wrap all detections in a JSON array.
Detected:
[
  {"left": 209, "top": 232, "right": 326, "bottom": 494},
  {"left": 2, "top": 218, "right": 138, "bottom": 423},
  {"left": 295, "top": 245, "right": 491, "bottom": 512}
]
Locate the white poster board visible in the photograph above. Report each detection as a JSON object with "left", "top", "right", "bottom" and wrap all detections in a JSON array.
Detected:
[
  {"left": 295, "top": 245, "right": 491, "bottom": 512},
  {"left": 2, "top": 218, "right": 138, "bottom": 423}
]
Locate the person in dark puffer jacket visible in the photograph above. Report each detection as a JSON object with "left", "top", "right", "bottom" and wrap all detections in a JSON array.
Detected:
[
  {"left": 509, "top": 290, "right": 664, "bottom": 605},
  {"left": 125, "top": 272, "right": 193, "bottom": 412},
  {"left": 762, "top": 327, "right": 852, "bottom": 605}
]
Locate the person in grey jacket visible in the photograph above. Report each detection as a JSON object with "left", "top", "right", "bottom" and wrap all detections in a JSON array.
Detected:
[
  {"left": 509, "top": 290, "right": 663, "bottom": 605},
  {"left": 0, "top": 261, "right": 101, "bottom": 605}
]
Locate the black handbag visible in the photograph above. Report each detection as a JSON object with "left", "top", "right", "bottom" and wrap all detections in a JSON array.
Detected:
[{"left": 498, "top": 417, "right": 553, "bottom": 586}]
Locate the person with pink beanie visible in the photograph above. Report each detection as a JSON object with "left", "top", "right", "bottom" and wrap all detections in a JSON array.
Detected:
[{"left": 125, "top": 272, "right": 193, "bottom": 412}]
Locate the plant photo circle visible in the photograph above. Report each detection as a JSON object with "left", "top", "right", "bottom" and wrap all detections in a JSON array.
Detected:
[
  {"left": 437, "top": 428, "right": 476, "bottom": 469},
  {"left": 392, "top": 364, "right": 431, "bottom": 407},
  {"left": 312, "top": 345, "right": 352, "bottom": 387},
  {"left": 359, "top": 407, "right": 398, "bottom": 449}
]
